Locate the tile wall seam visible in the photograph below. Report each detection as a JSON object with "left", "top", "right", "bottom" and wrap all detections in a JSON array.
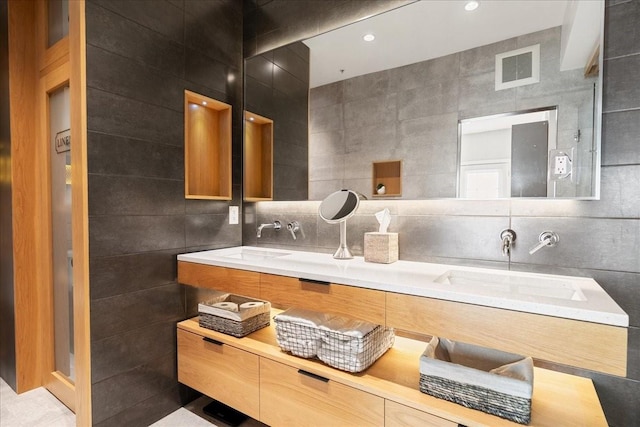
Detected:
[
  {"left": 90, "top": 281, "right": 180, "bottom": 303},
  {"left": 90, "top": 313, "right": 184, "bottom": 343},
  {"left": 602, "top": 106, "right": 640, "bottom": 114},
  {"left": 87, "top": 129, "right": 185, "bottom": 148},
  {"left": 603, "top": 52, "right": 640, "bottom": 62},
  {"left": 87, "top": 85, "right": 186, "bottom": 115},
  {"left": 88, "top": 213, "right": 195, "bottom": 218},
  {"left": 88, "top": 172, "right": 184, "bottom": 182},
  {"left": 87, "top": 2, "right": 184, "bottom": 47},
  {"left": 86, "top": 42, "right": 187, "bottom": 87}
]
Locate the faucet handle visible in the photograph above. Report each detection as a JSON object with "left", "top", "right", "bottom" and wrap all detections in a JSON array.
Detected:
[
  {"left": 287, "top": 221, "right": 300, "bottom": 240},
  {"left": 528, "top": 231, "right": 559, "bottom": 255}
]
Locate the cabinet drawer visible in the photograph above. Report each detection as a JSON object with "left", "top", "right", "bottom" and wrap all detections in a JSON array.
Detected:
[
  {"left": 259, "top": 358, "right": 384, "bottom": 426},
  {"left": 385, "top": 400, "right": 457, "bottom": 427},
  {"left": 178, "top": 262, "right": 260, "bottom": 298},
  {"left": 260, "top": 273, "right": 385, "bottom": 324},
  {"left": 177, "top": 329, "right": 259, "bottom": 419}
]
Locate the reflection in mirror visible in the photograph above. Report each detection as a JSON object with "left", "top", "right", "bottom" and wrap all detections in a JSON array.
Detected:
[
  {"left": 319, "top": 189, "right": 361, "bottom": 259},
  {"left": 244, "top": 111, "right": 274, "bottom": 201},
  {"left": 459, "top": 107, "right": 560, "bottom": 199},
  {"left": 244, "top": 0, "right": 603, "bottom": 201}
]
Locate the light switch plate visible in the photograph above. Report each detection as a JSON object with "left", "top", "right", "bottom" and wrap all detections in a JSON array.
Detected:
[{"left": 229, "top": 206, "right": 239, "bottom": 225}]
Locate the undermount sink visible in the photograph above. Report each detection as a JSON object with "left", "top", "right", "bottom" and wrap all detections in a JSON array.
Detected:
[
  {"left": 434, "top": 270, "right": 587, "bottom": 302},
  {"left": 221, "top": 247, "right": 291, "bottom": 261}
]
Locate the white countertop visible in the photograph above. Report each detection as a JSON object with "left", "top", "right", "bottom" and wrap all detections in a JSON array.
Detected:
[{"left": 177, "top": 246, "right": 629, "bottom": 327}]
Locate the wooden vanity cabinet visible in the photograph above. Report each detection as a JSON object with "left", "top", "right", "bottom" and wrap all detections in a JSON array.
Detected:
[
  {"left": 177, "top": 261, "right": 261, "bottom": 298},
  {"left": 260, "top": 358, "right": 384, "bottom": 427},
  {"left": 177, "top": 329, "right": 260, "bottom": 419},
  {"left": 386, "top": 292, "right": 628, "bottom": 376},
  {"left": 385, "top": 401, "right": 457, "bottom": 427},
  {"left": 177, "top": 262, "right": 610, "bottom": 426},
  {"left": 259, "top": 273, "right": 386, "bottom": 324}
]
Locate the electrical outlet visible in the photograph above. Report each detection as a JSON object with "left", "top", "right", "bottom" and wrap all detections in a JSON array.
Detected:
[
  {"left": 554, "top": 155, "right": 569, "bottom": 175},
  {"left": 229, "top": 206, "right": 239, "bottom": 225}
]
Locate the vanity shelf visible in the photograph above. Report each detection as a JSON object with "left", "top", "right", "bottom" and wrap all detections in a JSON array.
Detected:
[
  {"left": 184, "top": 90, "right": 232, "bottom": 200},
  {"left": 373, "top": 160, "right": 402, "bottom": 197},
  {"left": 178, "top": 312, "right": 607, "bottom": 427},
  {"left": 244, "top": 111, "right": 273, "bottom": 201}
]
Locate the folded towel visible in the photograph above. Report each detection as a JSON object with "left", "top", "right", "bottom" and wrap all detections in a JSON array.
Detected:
[
  {"left": 317, "top": 328, "right": 394, "bottom": 372},
  {"left": 318, "top": 316, "right": 377, "bottom": 338},
  {"left": 321, "top": 333, "right": 366, "bottom": 354},
  {"left": 274, "top": 307, "right": 329, "bottom": 328}
]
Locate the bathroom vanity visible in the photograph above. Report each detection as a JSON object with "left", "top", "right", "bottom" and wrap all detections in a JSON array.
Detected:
[{"left": 177, "top": 246, "right": 627, "bottom": 426}]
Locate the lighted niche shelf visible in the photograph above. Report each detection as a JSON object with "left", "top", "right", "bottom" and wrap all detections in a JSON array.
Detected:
[
  {"left": 372, "top": 160, "right": 402, "bottom": 197},
  {"left": 244, "top": 111, "right": 273, "bottom": 201},
  {"left": 184, "top": 90, "right": 232, "bottom": 200}
]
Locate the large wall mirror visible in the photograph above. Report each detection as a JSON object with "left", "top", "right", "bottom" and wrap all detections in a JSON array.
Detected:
[{"left": 244, "top": 0, "right": 603, "bottom": 201}]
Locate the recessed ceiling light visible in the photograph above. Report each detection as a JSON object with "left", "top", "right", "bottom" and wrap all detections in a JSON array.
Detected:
[
  {"left": 363, "top": 34, "right": 375, "bottom": 42},
  {"left": 465, "top": 1, "right": 479, "bottom": 11}
]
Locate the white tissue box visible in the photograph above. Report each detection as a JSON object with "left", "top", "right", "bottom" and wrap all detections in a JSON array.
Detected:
[{"left": 364, "top": 232, "right": 398, "bottom": 264}]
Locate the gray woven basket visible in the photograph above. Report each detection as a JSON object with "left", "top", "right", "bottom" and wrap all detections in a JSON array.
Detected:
[
  {"left": 419, "top": 374, "right": 531, "bottom": 424},
  {"left": 199, "top": 311, "right": 270, "bottom": 338},
  {"left": 198, "top": 293, "right": 271, "bottom": 338},
  {"left": 419, "top": 337, "right": 533, "bottom": 425}
]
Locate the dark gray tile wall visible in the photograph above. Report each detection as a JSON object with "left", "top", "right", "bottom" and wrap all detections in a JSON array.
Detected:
[
  {"left": 245, "top": 41, "right": 309, "bottom": 201},
  {"left": 309, "top": 26, "right": 597, "bottom": 200},
  {"left": 0, "top": 0, "right": 16, "bottom": 391},
  {"left": 85, "top": 0, "right": 243, "bottom": 425},
  {"left": 246, "top": 1, "right": 640, "bottom": 426}
]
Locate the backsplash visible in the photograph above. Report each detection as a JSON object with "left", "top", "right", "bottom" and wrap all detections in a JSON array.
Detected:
[{"left": 244, "top": 1, "right": 639, "bottom": 426}]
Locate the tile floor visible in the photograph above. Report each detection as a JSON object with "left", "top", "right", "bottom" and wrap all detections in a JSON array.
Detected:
[{"left": 0, "top": 378, "right": 265, "bottom": 427}]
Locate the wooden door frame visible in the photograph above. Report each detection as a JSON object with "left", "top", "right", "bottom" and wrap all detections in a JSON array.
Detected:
[{"left": 7, "top": 1, "right": 90, "bottom": 425}]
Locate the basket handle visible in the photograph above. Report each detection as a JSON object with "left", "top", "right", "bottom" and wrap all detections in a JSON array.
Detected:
[
  {"left": 203, "top": 337, "right": 224, "bottom": 346},
  {"left": 298, "top": 369, "right": 329, "bottom": 383}
]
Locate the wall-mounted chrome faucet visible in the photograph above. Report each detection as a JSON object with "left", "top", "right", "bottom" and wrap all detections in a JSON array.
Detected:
[
  {"left": 500, "top": 229, "right": 516, "bottom": 257},
  {"left": 257, "top": 220, "right": 281, "bottom": 238},
  {"left": 287, "top": 221, "right": 301, "bottom": 240},
  {"left": 529, "top": 231, "right": 559, "bottom": 255}
]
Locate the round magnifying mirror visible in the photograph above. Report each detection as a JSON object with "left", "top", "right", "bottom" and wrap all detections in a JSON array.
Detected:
[
  {"left": 319, "top": 189, "right": 361, "bottom": 259},
  {"left": 319, "top": 189, "right": 360, "bottom": 223}
]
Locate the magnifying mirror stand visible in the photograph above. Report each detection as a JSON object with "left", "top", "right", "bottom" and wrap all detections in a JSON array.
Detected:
[{"left": 333, "top": 221, "right": 353, "bottom": 259}]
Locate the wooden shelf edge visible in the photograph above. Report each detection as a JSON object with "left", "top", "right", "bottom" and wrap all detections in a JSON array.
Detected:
[{"left": 185, "top": 195, "right": 232, "bottom": 200}]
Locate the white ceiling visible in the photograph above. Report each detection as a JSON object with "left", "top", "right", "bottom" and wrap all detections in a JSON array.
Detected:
[{"left": 304, "top": 0, "right": 576, "bottom": 88}]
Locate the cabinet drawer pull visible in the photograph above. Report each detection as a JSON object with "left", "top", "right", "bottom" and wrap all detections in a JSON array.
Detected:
[
  {"left": 203, "top": 337, "right": 224, "bottom": 346},
  {"left": 299, "top": 278, "right": 330, "bottom": 286},
  {"left": 297, "top": 369, "right": 329, "bottom": 383}
]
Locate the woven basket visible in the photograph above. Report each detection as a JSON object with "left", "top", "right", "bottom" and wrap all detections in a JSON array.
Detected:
[
  {"left": 198, "top": 293, "right": 271, "bottom": 338},
  {"left": 274, "top": 307, "right": 394, "bottom": 373},
  {"left": 419, "top": 337, "right": 533, "bottom": 425}
]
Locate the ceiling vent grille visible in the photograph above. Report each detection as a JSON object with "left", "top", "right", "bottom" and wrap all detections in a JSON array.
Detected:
[{"left": 495, "top": 44, "right": 540, "bottom": 91}]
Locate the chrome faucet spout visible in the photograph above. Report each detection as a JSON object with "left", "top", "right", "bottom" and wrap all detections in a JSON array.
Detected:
[
  {"left": 257, "top": 220, "right": 281, "bottom": 238},
  {"left": 500, "top": 229, "right": 516, "bottom": 257}
]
